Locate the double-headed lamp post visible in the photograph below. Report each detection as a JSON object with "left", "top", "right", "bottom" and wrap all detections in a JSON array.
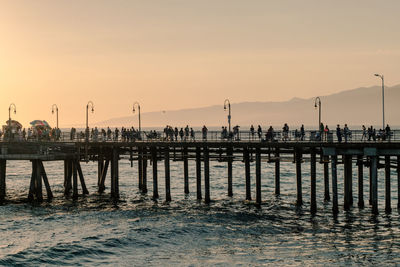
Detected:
[
  {"left": 314, "top": 97, "right": 321, "bottom": 132},
  {"left": 132, "top": 102, "right": 141, "bottom": 139},
  {"left": 224, "top": 99, "right": 231, "bottom": 134},
  {"left": 86, "top": 101, "right": 94, "bottom": 141},
  {"left": 8, "top": 103, "right": 16, "bottom": 137},
  {"left": 51, "top": 104, "right": 59, "bottom": 129},
  {"left": 374, "top": 73, "right": 385, "bottom": 130}
]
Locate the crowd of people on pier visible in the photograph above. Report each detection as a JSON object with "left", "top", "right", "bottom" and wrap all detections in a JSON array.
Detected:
[{"left": 0, "top": 122, "right": 395, "bottom": 143}]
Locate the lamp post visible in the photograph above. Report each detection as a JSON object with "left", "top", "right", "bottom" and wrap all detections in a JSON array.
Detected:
[
  {"left": 8, "top": 103, "right": 16, "bottom": 139},
  {"left": 86, "top": 101, "right": 94, "bottom": 141},
  {"left": 314, "top": 97, "right": 321, "bottom": 132},
  {"left": 224, "top": 99, "right": 231, "bottom": 135},
  {"left": 374, "top": 74, "right": 385, "bottom": 129},
  {"left": 51, "top": 104, "right": 59, "bottom": 129},
  {"left": 133, "top": 101, "right": 141, "bottom": 139}
]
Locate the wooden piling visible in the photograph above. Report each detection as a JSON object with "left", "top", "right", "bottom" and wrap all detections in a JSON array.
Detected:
[
  {"left": 196, "top": 146, "right": 202, "bottom": 200},
  {"left": 256, "top": 148, "right": 262, "bottom": 205},
  {"left": 310, "top": 148, "right": 317, "bottom": 214},
  {"left": 98, "top": 156, "right": 104, "bottom": 187},
  {"left": 64, "top": 160, "right": 72, "bottom": 196},
  {"left": 39, "top": 160, "right": 53, "bottom": 200},
  {"left": 0, "top": 159, "right": 6, "bottom": 202},
  {"left": 331, "top": 155, "right": 338, "bottom": 214},
  {"left": 369, "top": 157, "right": 372, "bottom": 205},
  {"left": 227, "top": 146, "right": 233, "bottom": 197},
  {"left": 152, "top": 147, "right": 159, "bottom": 199},
  {"left": 323, "top": 156, "right": 330, "bottom": 201},
  {"left": 385, "top": 155, "right": 391, "bottom": 213},
  {"left": 28, "top": 162, "right": 35, "bottom": 201},
  {"left": 138, "top": 147, "right": 143, "bottom": 191},
  {"left": 296, "top": 148, "right": 303, "bottom": 206},
  {"left": 99, "top": 159, "right": 109, "bottom": 193},
  {"left": 76, "top": 161, "right": 89, "bottom": 195},
  {"left": 142, "top": 147, "right": 148, "bottom": 194},
  {"left": 244, "top": 148, "right": 251, "bottom": 201},
  {"left": 344, "top": 155, "right": 352, "bottom": 210},
  {"left": 164, "top": 147, "right": 171, "bottom": 202},
  {"left": 35, "top": 160, "right": 43, "bottom": 202},
  {"left": 371, "top": 156, "right": 378, "bottom": 214},
  {"left": 275, "top": 148, "right": 280, "bottom": 195},
  {"left": 72, "top": 160, "right": 78, "bottom": 200},
  {"left": 112, "top": 148, "right": 119, "bottom": 198},
  {"left": 204, "top": 146, "right": 210, "bottom": 203},
  {"left": 184, "top": 147, "right": 189, "bottom": 194},
  {"left": 398, "top": 156, "right": 400, "bottom": 210},
  {"left": 357, "top": 155, "right": 364, "bottom": 208}
]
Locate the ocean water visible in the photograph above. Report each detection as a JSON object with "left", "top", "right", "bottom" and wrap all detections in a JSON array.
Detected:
[{"left": 0, "top": 158, "right": 399, "bottom": 266}]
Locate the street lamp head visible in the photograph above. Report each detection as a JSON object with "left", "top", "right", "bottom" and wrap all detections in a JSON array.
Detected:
[
  {"left": 91, "top": 107, "right": 94, "bottom": 113},
  {"left": 132, "top": 107, "right": 136, "bottom": 113},
  {"left": 374, "top": 74, "right": 379, "bottom": 76}
]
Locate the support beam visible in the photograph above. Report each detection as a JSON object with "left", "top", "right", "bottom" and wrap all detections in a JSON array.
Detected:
[
  {"left": 357, "top": 155, "right": 364, "bottom": 208},
  {"left": 275, "top": 148, "right": 280, "bottom": 195},
  {"left": 28, "top": 163, "right": 35, "bottom": 201},
  {"left": 39, "top": 160, "right": 53, "bottom": 200},
  {"left": 164, "top": 147, "right": 171, "bottom": 202},
  {"left": 310, "top": 148, "right": 317, "bottom": 214},
  {"left": 398, "top": 156, "right": 400, "bottom": 210},
  {"left": 0, "top": 159, "right": 6, "bottom": 202},
  {"left": 204, "top": 146, "right": 210, "bottom": 204},
  {"left": 99, "top": 159, "right": 109, "bottom": 193},
  {"left": 323, "top": 156, "right": 330, "bottom": 201},
  {"left": 227, "top": 146, "right": 233, "bottom": 197},
  {"left": 64, "top": 160, "right": 72, "bottom": 196},
  {"left": 196, "top": 147, "right": 202, "bottom": 200},
  {"left": 72, "top": 160, "right": 78, "bottom": 200},
  {"left": 256, "top": 148, "right": 262, "bottom": 205},
  {"left": 344, "top": 155, "right": 352, "bottom": 210},
  {"left": 331, "top": 155, "right": 338, "bottom": 214},
  {"left": 244, "top": 148, "right": 251, "bottom": 201},
  {"left": 296, "top": 148, "right": 303, "bottom": 206},
  {"left": 142, "top": 147, "right": 148, "bottom": 194},
  {"left": 77, "top": 161, "right": 89, "bottom": 195},
  {"left": 98, "top": 156, "right": 104, "bottom": 187},
  {"left": 184, "top": 147, "right": 189, "bottom": 194},
  {"left": 385, "top": 155, "right": 391, "bottom": 213},
  {"left": 35, "top": 160, "right": 43, "bottom": 202},
  {"left": 371, "top": 156, "right": 378, "bottom": 214},
  {"left": 112, "top": 148, "right": 119, "bottom": 198},
  {"left": 152, "top": 147, "right": 159, "bottom": 199},
  {"left": 138, "top": 147, "right": 143, "bottom": 191}
]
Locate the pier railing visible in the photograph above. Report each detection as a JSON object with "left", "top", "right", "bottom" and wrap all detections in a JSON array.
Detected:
[{"left": 1, "top": 129, "right": 398, "bottom": 143}]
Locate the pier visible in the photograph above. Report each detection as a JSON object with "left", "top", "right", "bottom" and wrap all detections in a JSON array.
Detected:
[{"left": 1, "top": 131, "right": 400, "bottom": 215}]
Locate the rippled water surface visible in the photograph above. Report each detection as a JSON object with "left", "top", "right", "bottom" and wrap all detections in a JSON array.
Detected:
[{"left": 0, "top": 159, "right": 399, "bottom": 266}]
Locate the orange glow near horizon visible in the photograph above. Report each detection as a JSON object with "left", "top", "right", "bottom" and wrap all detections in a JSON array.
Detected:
[{"left": 0, "top": 1, "right": 399, "bottom": 128}]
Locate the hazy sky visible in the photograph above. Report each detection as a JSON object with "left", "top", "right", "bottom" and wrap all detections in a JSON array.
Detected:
[{"left": 0, "top": 0, "right": 399, "bottom": 127}]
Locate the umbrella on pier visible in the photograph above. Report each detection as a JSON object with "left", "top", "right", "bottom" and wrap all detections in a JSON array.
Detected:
[{"left": 30, "top": 120, "right": 51, "bottom": 129}]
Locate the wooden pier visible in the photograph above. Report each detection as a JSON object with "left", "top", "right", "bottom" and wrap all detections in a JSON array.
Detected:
[{"left": 1, "top": 140, "right": 400, "bottom": 215}]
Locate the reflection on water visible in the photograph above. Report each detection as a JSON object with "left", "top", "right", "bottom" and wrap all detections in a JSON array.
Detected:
[{"left": 0, "top": 160, "right": 399, "bottom": 266}]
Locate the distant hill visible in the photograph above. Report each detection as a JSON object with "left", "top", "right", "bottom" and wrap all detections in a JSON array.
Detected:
[{"left": 96, "top": 84, "right": 400, "bottom": 129}]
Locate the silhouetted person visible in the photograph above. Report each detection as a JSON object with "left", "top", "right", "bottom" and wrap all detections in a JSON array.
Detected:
[
  {"left": 300, "top": 124, "right": 305, "bottom": 141},
  {"left": 250, "top": 125, "right": 255, "bottom": 140},
  {"left": 336, "top": 124, "right": 342, "bottom": 143},
  {"left": 385, "top": 124, "right": 391, "bottom": 141},
  {"left": 202, "top": 125, "right": 208, "bottom": 140},
  {"left": 257, "top": 125, "right": 262, "bottom": 140}
]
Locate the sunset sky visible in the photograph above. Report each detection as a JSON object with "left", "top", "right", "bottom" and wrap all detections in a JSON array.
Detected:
[{"left": 0, "top": 0, "right": 399, "bottom": 127}]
